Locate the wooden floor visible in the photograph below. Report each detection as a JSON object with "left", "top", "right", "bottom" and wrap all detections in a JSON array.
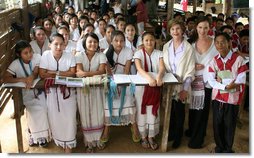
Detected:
[{"left": 0, "top": 98, "right": 249, "bottom": 154}]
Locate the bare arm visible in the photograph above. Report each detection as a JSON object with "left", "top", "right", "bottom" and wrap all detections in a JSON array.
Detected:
[
  {"left": 124, "top": 60, "right": 132, "bottom": 75},
  {"left": 76, "top": 63, "right": 106, "bottom": 77},
  {"left": 135, "top": 58, "right": 156, "bottom": 87},
  {"left": 156, "top": 58, "right": 165, "bottom": 86}
]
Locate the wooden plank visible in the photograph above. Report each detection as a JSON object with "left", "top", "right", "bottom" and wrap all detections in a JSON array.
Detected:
[
  {"left": 0, "top": 92, "right": 12, "bottom": 116},
  {"left": 161, "top": 85, "right": 174, "bottom": 152},
  {"left": 12, "top": 88, "right": 24, "bottom": 153}
]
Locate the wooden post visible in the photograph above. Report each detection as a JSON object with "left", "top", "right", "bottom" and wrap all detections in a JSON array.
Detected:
[
  {"left": 167, "top": 0, "right": 174, "bottom": 21},
  {"left": 20, "top": 0, "right": 29, "bottom": 41},
  {"left": 12, "top": 88, "right": 24, "bottom": 153},
  {"left": 0, "top": 141, "right": 2, "bottom": 153},
  {"left": 226, "top": 0, "right": 232, "bottom": 17},
  {"left": 161, "top": 85, "right": 174, "bottom": 152},
  {"left": 192, "top": 0, "right": 197, "bottom": 14}
]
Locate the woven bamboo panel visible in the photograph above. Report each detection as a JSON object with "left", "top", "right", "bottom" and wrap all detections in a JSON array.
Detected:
[{"left": 29, "top": 3, "right": 41, "bottom": 18}]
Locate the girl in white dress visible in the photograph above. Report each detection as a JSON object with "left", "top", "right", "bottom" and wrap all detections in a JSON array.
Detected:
[
  {"left": 125, "top": 23, "right": 140, "bottom": 74},
  {"left": 39, "top": 33, "right": 77, "bottom": 153},
  {"left": 99, "top": 24, "right": 115, "bottom": 52},
  {"left": 95, "top": 19, "right": 107, "bottom": 40},
  {"left": 30, "top": 26, "right": 50, "bottom": 55},
  {"left": 43, "top": 18, "right": 54, "bottom": 38},
  {"left": 75, "top": 33, "right": 107, "bottom": 153},
  {"left": 134, "top": 32, "right": 165, "bottom": 150},
  {"left": 101, "top": 30, "right": 140, "bottom": 144},
  {"left": 57, "top": 26, "right": 77, "bottom": 55},
  {"left": 4, "top": 40, "right": 50, "bottom": 147},
  {"left": 76, "top": 23, "right": 95, "bottom": 52},
  {"left": 68, "top": 14, "right": 79, "bottom": 41}
]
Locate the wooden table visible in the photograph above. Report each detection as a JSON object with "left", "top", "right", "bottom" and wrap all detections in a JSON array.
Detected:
[{"left": 9, "top": 79, "right": 180, "bottom": 153}]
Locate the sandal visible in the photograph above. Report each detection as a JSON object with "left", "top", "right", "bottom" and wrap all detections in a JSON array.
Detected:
[
  {"left": 100, "top": 126, "right": 109, "bottom": 143},
  {"left": 97, "top": 140, "right": 106, "bottom": 150},
  {"left": 140, "top": 138, "right": 150, "bottom": 149},
  {"left": 148, "top": 137, "right": 158, "bottom": 150},
  {"left": 86, "top": 146, "right": 94, "bottom": 153},
  {"left": 131, "top": 126, "right": 141, "bottom": 143}
]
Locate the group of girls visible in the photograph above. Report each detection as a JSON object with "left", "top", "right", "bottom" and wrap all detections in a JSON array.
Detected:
[{"left": 4, "top": 4, "right": 248, "bottom": 153}]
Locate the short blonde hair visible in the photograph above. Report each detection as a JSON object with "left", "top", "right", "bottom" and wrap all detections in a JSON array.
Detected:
[{"left": 167, "top": 19, "right": 186, "bottom": 34}]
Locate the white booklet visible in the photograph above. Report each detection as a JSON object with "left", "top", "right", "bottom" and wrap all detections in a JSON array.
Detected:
[
  {"left": 128, "top": 72, "right": 178, "bottom": 85},
  {"left": 112, "top": 74, "right": 132, "bottom": 84},
  {"left": 55, "top": 75, "right": 67, "bottom": 85},
  {"left": 66, "top": 77, "right": 84, "bottom": 87},
  {"left": 2, "top": 78, "right": 40, "bottom": 88}
]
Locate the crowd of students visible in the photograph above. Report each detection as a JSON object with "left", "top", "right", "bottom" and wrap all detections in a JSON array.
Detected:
[{"left": 3, "top": 0, "right": 249, "bottom": 153}]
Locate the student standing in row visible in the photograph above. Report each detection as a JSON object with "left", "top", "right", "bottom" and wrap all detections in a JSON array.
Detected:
[
  {"left": 75, "top": 33, "right": 107, "bottom": 153},
  {"left": 208, "top": 33, "right": 248, "bottom": 153},
  {"left": 39, "top": 33, "right": 77, "bottom": 153},
  {"left": 4, "top": 40, "right": 50, "bottom": 147},
  {"left": 134, "top": 32, "right": 165, "bottom": 150},
  {"left": 101, "top": 30, "right": 140, "bottom": 144}
]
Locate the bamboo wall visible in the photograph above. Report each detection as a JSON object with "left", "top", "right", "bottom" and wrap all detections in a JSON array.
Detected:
[{"left": 0, "top": 3, "right": 42, "bottom": 116}]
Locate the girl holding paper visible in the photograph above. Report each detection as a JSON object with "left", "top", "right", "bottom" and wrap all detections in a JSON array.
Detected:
[
  {"left": 4, "top": 40, "right": 50, "bottom": 148},
  {"left": 39, "top": 33, "right": 77, "bottom": 153},
  {"left": 134, "top": 32, "right": 165, "bottom": 150},
  {"left": 101, "top": 30, "right": 140, "bottom": 145}
]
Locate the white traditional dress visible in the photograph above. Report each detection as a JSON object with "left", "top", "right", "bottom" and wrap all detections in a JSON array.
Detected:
[
  {"left": 30, "top": 39, "right": 50, "bottom": 55},
  {"left": 75, "top": 51, "right": 107, "bottom": 148},
  {"left": 104, "top": 46, "right": 136, "bottom": 125},
  {"left": 65, "top": 40, "right": 77, "bottom": 54},
  {"left": 133, "top": 49, "right": 163, "bottom": 138},
  {"left": 7, "top": 54, "right": 50, "bottom": 144},
  {"left": 39, "top": 50, "right": 77, "bottom": 149}
]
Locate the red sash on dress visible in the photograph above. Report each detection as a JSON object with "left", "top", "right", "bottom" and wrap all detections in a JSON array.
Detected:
[{"left": 141, "top": 48, "right": 161, "bottom": 116}]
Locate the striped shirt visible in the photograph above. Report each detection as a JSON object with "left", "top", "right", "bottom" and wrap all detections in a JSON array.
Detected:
[{"left": 208, "top": 51, "right": 248, "bottom": 105}]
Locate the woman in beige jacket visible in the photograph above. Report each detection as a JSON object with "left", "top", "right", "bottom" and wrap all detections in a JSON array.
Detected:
[{"left": 162, "top": 19, "right": 195, "bottom": 149}]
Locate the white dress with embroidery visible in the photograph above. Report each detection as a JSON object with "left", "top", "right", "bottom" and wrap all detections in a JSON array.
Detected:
[
  {"left": 133, "top": 49, "right": 163, "bottom": 138},
  {"left": 104, "top": 47, "right": 136, "bottom": 125},
  {"left": 39, "top": 50, "right": 77, "bottom": 149},
  {"left": 75, "top": 51, "right": 107, "bottom": 148},
  {"left": 7, "top": 54, "right": 50, "bottom": 144}
]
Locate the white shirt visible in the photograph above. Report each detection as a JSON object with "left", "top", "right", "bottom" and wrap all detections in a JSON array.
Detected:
[
  {"left": 75, "top": 51, "right": 107, "bottom": 71},
  {"left": 39, "top": 50, "right": 76, "bottom": 71},
  {"left": 168, "top": 40, "right": 185, "bottom": 74},
  {"left": 76, "top": 39, "right": 85, "bottom": 52},
  {"left": 7, "top": 54, "right": 41, "bottom": 77},
  {"left": 65, "top": 40, "right": 77, "bottom": 54},
  {"left": 99, "top": 37, "right": 110, "bottom": 52},
  {"left": 30, "top": 39, "right": 50, "bottom": 55},
  {"left": 71, "top": 28, "right": 80, "bottom": 41},
  {"left": 133, "top": 49, "right": 163, "bottom": 73}
]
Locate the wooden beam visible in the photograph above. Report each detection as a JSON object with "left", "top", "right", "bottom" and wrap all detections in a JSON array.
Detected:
[
  {"left": 161, "top": 85, "right": 175, "bottom": 152},
  {"left": 12, "top": 88, "right": 24, "bottom": 153},
  {"left": 193, "top": 0, "right": 197, "bottom": 14},
  {"left": 167, "top": 0, "right": 174, "bottom": 21}
]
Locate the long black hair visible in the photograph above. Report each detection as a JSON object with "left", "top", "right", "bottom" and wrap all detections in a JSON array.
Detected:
[{"left": 106, "top": 30, "right": 125, "bottom": 68}]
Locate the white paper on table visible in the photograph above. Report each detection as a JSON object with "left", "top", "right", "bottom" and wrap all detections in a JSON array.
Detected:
[
  {"left": 129, "top": 72, "right": 178, "bottom": 85},
  {"left": 2, "top": 78, "right": 40, "bottom": 88},
  {"left": 112, "top": 74, "right": 131, "bottom": 84},
  {"left": 55, "top": 75, "right": 67, "bottom": 85},
  {"left": 66, "top": 77, "right": 84, "bottom": 87}
]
